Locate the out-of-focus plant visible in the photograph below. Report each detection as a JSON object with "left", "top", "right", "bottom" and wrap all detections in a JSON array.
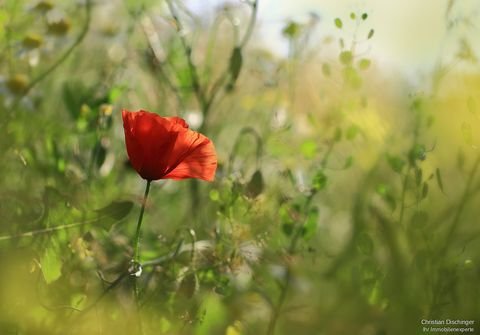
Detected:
[{"left": 1, "top": 1, "right": 480, "bottom": 335}]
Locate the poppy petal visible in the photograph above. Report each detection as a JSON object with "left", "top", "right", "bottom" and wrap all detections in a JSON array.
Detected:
[
  {"left": 122, "top": 110, "right": 145, "bottom": 174},
  {"left": 122, "top": 109, "right": 217, "bottom": 181},
  {"left": 166, "top": 116, "right": 189, "bottom": 129},
  {"left": 123, "top": 109, "right": 174, "bottom": 180},
  {"left": 163, "top": 132, "right": 217, "bottom": 181}
]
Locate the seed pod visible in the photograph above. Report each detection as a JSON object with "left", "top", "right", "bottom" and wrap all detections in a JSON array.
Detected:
[
  {"left": 22, "top": 33, "right": 44, "bottom": 49},
  {"left": 34, "top": 0, "right": 54, "bottom": 11},
  {"left": 246, "top": 170, "right": 264, "bottom": 198},
  {"left": 47, "top": 18, "right": 71, "bottom": 35},
  {"left": 6, "top": 74, "right": 29, "bottom": 94}
]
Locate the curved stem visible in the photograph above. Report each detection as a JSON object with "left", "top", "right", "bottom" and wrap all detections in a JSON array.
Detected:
[
  {"left": 204, "top": 0, "right": 259, "bottom": 120},
  {"left": 240, "top": 0, "right": 258, "bottom": 48},
  {"left": 165, "top": 0, "right": 206, "bottom": 108},
  {"left": 133, "top": 180, "right": 152, "bottom": 263},
  {"left": 227, "top": 127, "right": 263, "bottom": 174}
]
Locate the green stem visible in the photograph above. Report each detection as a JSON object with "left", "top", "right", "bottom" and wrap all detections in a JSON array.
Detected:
[
  {"left": 398, "top": 163, "right": 411, "bottom": 225},
  {"left": 165, "top": 0, "right": 206, "bottom": 108},
  {"left": 239, "top": 0, "right": 258, "bottom": 48},
  {"left": 133, "top": 180, "right": 152, "bottom": 263},
  {"left": 132, "top": 180, "right": 151, "bottom": 335},
  {"left": 267, "top": 193, "right": 315, "bottom": 335},
  {"left": 266, "top": 269, "right": 291, "bottom": 335}
]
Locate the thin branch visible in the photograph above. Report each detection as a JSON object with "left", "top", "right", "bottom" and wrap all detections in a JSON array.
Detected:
[
  {"left": 267, "top": 192, "right": 315, "bottom": 335},
  {"left": 205, "top": 0, "right": 259, "bottom": 115},
  {"left": 398, "top": 164, "right": 412, "bottom": 225},
  {"left": 239, "top": 0, "right": 258, "bottom": 48},
  {"left": 0, "top": 211, "right": 130, "bottom": 241},
  {"left": 165, "top": 0, "right": 206, "bottom": 108},
  {"left": 141, "top": 239, "right": 212, "bottom": 268},
  {"left": 139, "top": 14, "right": 185, "bottom": 111}
]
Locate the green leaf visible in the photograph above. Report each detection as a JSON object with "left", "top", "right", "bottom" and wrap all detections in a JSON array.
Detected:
[
  {"left": 358, "top": 58, "right": 371, "bottom": 70},
  {"left": 302, "top": 207, "right": 319, "bottom": 240},
  {"left": 361, "top": 13, "right": 368, "bottom": 20},
  {"left": 386, "top": 154, "right": 405, "bottom": 173},
  {"left": 422, "top": 182, "right": 429, "bottom": 199},
  {"left": 339, "top": 51, "right": 353, "bottom": 65},
  {"left": 312, "top": 170, "right": 327, "bottom": 191},
  {"left": 108, "top": 86, "right": 123, "bottom": 103},
  {"left": 350, "top": 13, "right": 356, "bottom": 20},
  {"left": 41, "top": 238, "right": 62, "bottom": 284},
  {"left": 95, "top": 200, "right": 134, "bottom": 221},
  {"left": 334, "top": 18, "right": 343, "bottom": 29},
  {"left": 209, "top": 189, "right": 220, "bottom": 202},
  {"left": 282, "top": 21, "right": 300, "bottom": 38},
  {"left": 436, "top": 168, "right": 445, "bottom": 194},
  {"left": 300, "top": 140, "right": 317, "bottom": 159},
  {"left": 409, "top": 144, "right": 426, "bottom": 162},
  {"left": 227, "top": 47, "right": 243, "bottom": 91},
  {"left": 367, "top": 29, "right": 374, "bottom": 39}
]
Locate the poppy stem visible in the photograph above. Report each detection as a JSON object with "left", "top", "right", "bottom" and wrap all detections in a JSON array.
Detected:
[
  {"left": 132, "top": 180, "right": 151, "bottom": 335},
  {"left": 133, "top": 180, "right": 152, "bottom": 264}
]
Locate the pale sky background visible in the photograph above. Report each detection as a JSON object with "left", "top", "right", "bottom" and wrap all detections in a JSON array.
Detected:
[{"left": 185, "top": 0, "right": 480, "bottom": 81}]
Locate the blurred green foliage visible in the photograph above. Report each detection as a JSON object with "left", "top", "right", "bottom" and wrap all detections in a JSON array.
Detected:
[{"left": 1, "top": 1, "right": 480, "bottom": 335}]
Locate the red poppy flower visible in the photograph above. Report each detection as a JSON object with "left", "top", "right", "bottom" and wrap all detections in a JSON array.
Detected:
[{"left": 122, "top": 109, "right": 217, "bottom": 181}]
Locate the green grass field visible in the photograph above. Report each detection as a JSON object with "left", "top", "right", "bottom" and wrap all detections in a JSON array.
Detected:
[{"left": 1, "top": 1, "right": 479, "bottom": 334}]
